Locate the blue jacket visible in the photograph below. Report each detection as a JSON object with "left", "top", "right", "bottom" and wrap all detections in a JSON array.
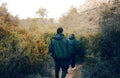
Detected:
[
  {"left": 49, "top": 33, "right": 70, "bottom": 59},
  {"left": 68, "top": 35, "right": 78, "bottom": 55}
]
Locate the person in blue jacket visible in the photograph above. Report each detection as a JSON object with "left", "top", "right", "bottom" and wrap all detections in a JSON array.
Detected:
[
  {"left": 49, "top": 27, "right": 70, "bottom": 78},
  {"left": 68, "top": 34, "right": 78, "bottom": 70}
]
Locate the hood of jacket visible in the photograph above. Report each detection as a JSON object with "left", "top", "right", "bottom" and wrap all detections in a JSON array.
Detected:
[
  {"left": 53, "top": 33, "right": 64, "bottom": 40},
  {"left": 69, "top": 35, "right": 75, "bottom": 40}
]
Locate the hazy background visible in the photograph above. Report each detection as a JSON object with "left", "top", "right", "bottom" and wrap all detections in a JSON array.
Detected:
[{"left": 0, "top": 0, "right": 86, "bottom": 19}]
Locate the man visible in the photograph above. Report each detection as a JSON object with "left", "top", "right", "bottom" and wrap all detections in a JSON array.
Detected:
[
  {"left": 49, "top": 27, "right": 70, "bottom": 78},
  {"left": 68, "top": 34, "right": 78, "bottom": 70}
]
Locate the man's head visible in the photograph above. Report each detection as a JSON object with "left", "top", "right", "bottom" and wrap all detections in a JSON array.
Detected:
[{"left": 57, "top": 27, "right": 63, "bottom": 34}]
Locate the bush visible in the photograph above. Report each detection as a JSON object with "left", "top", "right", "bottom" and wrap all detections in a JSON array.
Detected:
[
  {"left": 0, "top": 32, "right": 52, "bottom": 78},
  {"left": 80, "top": 3, "right": 120, "bottom": 78},
  {"left": 76, "top": 36, "right": 88, "bottom": 64}
]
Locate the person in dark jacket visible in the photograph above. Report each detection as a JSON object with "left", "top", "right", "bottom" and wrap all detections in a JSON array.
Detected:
[
  {"left": 49, "top": 27, "right": 70, "bottom": 78},
  {"left": 68, "top": 34, "right": 78, "bottom": 70}
]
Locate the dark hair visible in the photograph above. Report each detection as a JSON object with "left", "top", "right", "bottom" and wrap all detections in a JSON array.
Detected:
[
  {"left": 57, "top": 27, "right": 63, "bottom": 34},
  {"left": 71, "top": 34, "right": 74, "bottom": 36}
]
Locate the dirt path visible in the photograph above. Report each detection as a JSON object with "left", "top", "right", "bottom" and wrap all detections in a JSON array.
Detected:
[{"left": 65, "top": 64, "right": 82, "bottom": 78}]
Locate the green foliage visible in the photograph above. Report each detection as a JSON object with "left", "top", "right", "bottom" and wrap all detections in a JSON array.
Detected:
[
  {"left": 0, "top": 33, "right": 26, "bottom": 78},
  {"left": 87, "top": 34, "right": 101, "bottom": 58},
  {"left": 0, "top": 31, "right": 51, "bottom": 78},
  {"left": 80, "top": 3, "right": 120, "bottom": 78},
  {"left": 0, "top": 4, "right": 52, "bottom": 78},
  {"left": 76, "top": 36, "right": 88, "bottom": 64}
]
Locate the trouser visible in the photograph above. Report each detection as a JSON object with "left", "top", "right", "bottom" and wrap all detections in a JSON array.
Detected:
[
  {"left": 54, "top": 58, "right": 70, "bottom": 78},
  {"left": 70, "top": 54, "right": 76, "bottom": 68}
]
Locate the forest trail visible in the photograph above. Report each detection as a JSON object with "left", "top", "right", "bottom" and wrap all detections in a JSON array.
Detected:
[
  {"left": 59, "top": 64, "right": 82, "bottom": 78},
  {"left": 66, "top": 64, "right": 82, "bottom": 78}
]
